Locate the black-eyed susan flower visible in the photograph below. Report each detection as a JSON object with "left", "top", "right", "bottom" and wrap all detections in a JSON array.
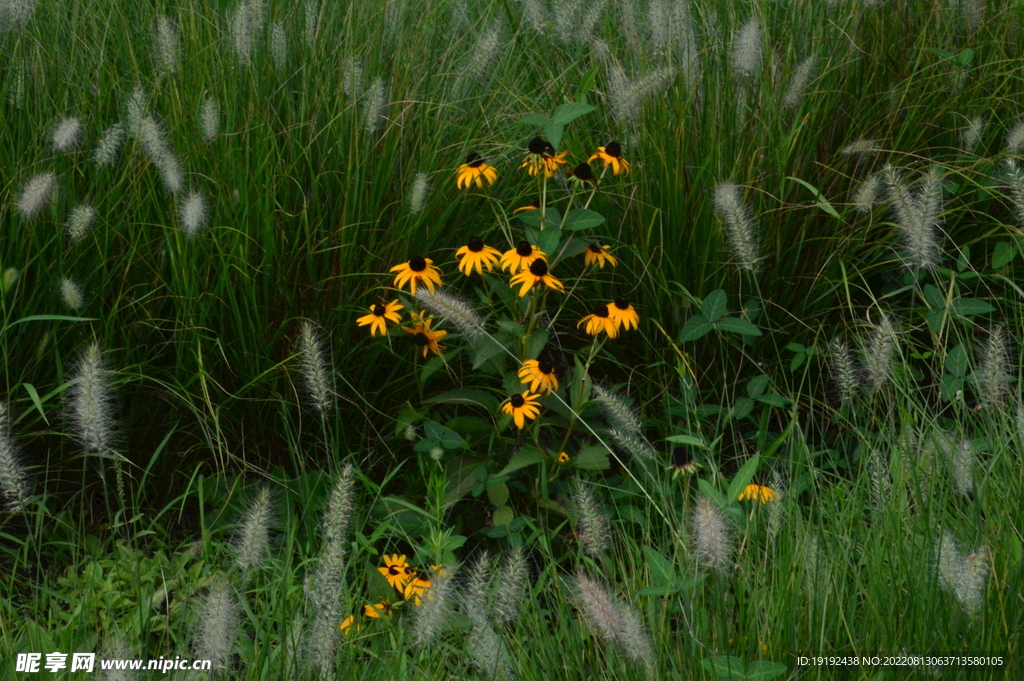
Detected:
[
  {"left": 500, "top": 241, "right": 546, "bottom": 272},
  {"left": 607, "top": 295, "right": 640, "bottom": 331},
  {"left": 456, "top": 152, "right": 498, "bottom": 189},
  {"left": 520, "top": 137, "right": 571, "bottom": 178},
  {"left": 738, "top": 484, "right": 778, "bottom": 504},
  {"left": 513, "top": 197, "right": 541, "bottom": 214},
  {"left": 582, "top": 242, "right": 617, "bottom": 268},
  {"left": 402, "top": 312, "right": 447, "bottom": 357},
  {"left": 518, "top": 358, "right": 559, "bottom": 394},
  {"left": 501, "top": 390, "right": 541, "bottom": 429},
  {"left": 378, "top": 554, "right": 411, "bottom": 590},
  {"left": 510, "top": 258, "right": 565, "bottom": 297},
  {"left": 667, "top": 446, "right": 701, "bottom": 478},
  {"left": 558, "top": 451, "right": 570, "bottom": 463},
  {"left": 577, "top": 304, "right": 619, "bottom": 338},
  {"left": 340, "top": 614, "right": 361, "bottom": 635},
  {"left": 403, "top": 571, "right": 433, "bottom": 606},
  {"left": 355, "top": 299, "right": 404, "bottom": 336},
  {"left": 588, "top": 141, "right": 631, "bottom": 175},
  {"left": 567, "top": 161, "right": 596, "bottom": 188},
  {"left": 364, "top": 599, "right": 395, "bottom": 618},
  {"left": 455, "top": 236, "right": 502, "bottom": 275},
  {"left": 390, "top": 256, "right": 442, "bottom": 295}
]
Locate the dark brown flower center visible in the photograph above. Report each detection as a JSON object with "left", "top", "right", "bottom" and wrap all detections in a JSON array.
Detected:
[
  {"left": 466, "top": 152, "right": 483, "bottom": 167},
  {"left": 572, "top": 163, "right": 594, "bottom": 180},
  {"left": 467, "top": 236, "right": 484, "bottom": 252},
  {"left": 409, "top": 256, "right": 427, "bottom": 271},
  {"left": 510, "top": 394, "right": 525, "bottom": 408},
  {"left": 605, "top": 141, "right": 622, "bottom": 157},
  {"left": 528, "top": 137, "right": 547, "bottom": 154},
  {"left": 388, "top": 566, "right": 402, "bottom": 575},
  {"left": 588, "top": 243, "right": 604, "bottom": 253},
  {"left": 593, "top": 304, "right": 610, "bottom": 318},
  {"left": 413, "top": 333, "right": 429, "bottom": 347},
  {"left": 673, "top": 446, "right": 692, "bottom": 468},
  {"left": 516, "top": 241, "right": 533, "bottom": 257},
  {"left": 538, "top": 358, "right": 554, "bottom": 374},
  {"left": 529, "top": 259, "right": 549, "bottom": 276},
  {"left": 615, "top": 296, "right": 630, "bottom": 310},
  {"left": 373, "top": 304, "right": 387, "bottom": 316}
]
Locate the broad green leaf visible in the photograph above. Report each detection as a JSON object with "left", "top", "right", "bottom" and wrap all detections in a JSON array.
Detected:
[
  {"left": 679, "top": 315, "right": 713, "bottom": 342},
  {"left": 551, "top": 102, "right": 596, "bottom": 125},
  {"left": 537, "top": 230, "right": 561, "bottom": 259},
  {"left": 519, "top": 207, "right": 562, "bottom": 231},
  {"left": 745, "top": 660, "right": 789, "bottom": 681},
  {"left": 697, "top": 479, "right": 726, "bottom": 507},
  {"left": 424, "top": 388, "right": 499, "bottom": 413},
  {"left": 785, "top": 176, "right": 841, "bottom": 220},
  {"left": 944, "top": 344, "right": 969, "bottom": 377},
  {"left": 700, "top": 656, "right": 746, "bottom": 679},
  {"left": 413, "top": 437, "right": 440, "bottom": 452},
  {"left": 439, "top": 430, "right": 465, "bottom": 450},
  {"left": 732, "top": 396, "right": 754, "bottom": 420},
  {"left": 424, "top": 421, "right": 445, "bottom": 441},
  {"left": 716, "top": 317, "right": 762, "bottom": 337},
  {"left": 492, "top": 505, "right": 514, "bottom": 526},
  {"left": 940, "top": 374, "right": 963, "bottom": 402},
  {"left": 562, "top": 208, "right": 606, "bottom": 232},
  {"left": 957, "top": 245, "right": 971, "bottom": 272},
  {"left": 746, "top": 375, "right": 769, "bottom": 399},
  {"left": 497, "top": 447, "right": 546, "bottom": 476},
  {"left": 923, "top": 283, "right": 945, "bottom": 309},
  {"left": 470, "top": 336, "right": 507, "bottom": 370},
  {"left": 576, "top": 68, "right": 598, "bottom": 100},
  {"left": 572, "top": 445, "right": 610, "bottom": 470},
  {"left": 991, "top": 241, "right": 1017, "bottom": 269},
  {"left": 543, "top": 123, "right": 564, "bottom": 150},
  {"left": 727, "top": 454, "right": 761, "bottom": 501},
  {"left": 524, "top": 328, "right": 549, "bottom": 360},
  {"left": 643, "top": 547, "right": 677, "bottom": 586},
  {"left": 665, "top": 434, "right": 707, "bottom": 448},
  {"left": 701, "top": 289, "right": 728, "bottom": 322},
  {"left": 520, "top": 113, "right": 551, "bottom": 127},
  {"left": 488, "top": 480, "right": 509, "bottom": 506},
  {"left": 756, "top": 392, "right": 792, "bottom": 407},
  {"left": 950, "top": 298, "right": 995, "bottom": 317},
  {"left": 925, "top": 308, "right": 945, "bottom": 334}
]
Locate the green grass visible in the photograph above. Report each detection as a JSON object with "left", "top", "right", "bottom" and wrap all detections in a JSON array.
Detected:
[{"left": 1, "top": 0, "right": 1023, "bottom": 679}]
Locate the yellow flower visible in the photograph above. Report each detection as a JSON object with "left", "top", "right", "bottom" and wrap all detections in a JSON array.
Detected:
[
  {"left": 501, "top": 391, "right": 541, "bottom": 429},
  {"left": 509, "top": 259, "right": 564, "bottom": 297},
  {"left": 389, "top": 256, "right": 442, "bottom": 295},
  {"left": 558, "top": 451, "right": 570, "bottom": 463},
  {"left": 582, "top": 242, "right": 617, "bottom": 268},
  {"left": 456, "top": 152, "right": 498, "bottom": 189},
  {"left": 340, "top": 614, "right": 361, "bottom": 635},
  {"left": 588, "top": 141, "right": 631, "bottom": 175},
  {"left": 606, "top": 295, "right": 640, "bottom": 332},
  {"left": 455, "top": 237, "right": 502, "bottom": 275},
  {"left": 401, "top": 312, "right": 447, "bottom": 358},
  {"left": 403, "top": 572, "right": 433, "bottom": 606},
  {"left": 518, "top": 358, "right": 559, "bottom": 394},
  {"left": 378, "top": 554, "right": 411, "bottom": 590},
  {"left": 363, "top": 599, "right": 395, "bottom": 618},
  {"left": 577, "top": 304, "right": 619, "bottom": 338},
  {"left": 567, "top": 161, "right": 596, "bottom": 188},
  {"left": 738, "top": 484, "right": 777, "bottom": 504},
  {"left": 500, "top": 241, "right": 546, "bottom": 272},
  {"left": 355, "top": 299, "right": 404, "bottom": 336},
  {"left": 512, "top": 198, "right": 540, "bottom": 214}
]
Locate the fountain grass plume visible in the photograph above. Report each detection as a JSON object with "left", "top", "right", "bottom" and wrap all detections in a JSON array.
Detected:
[
  {"left": 1006, "top": 120, "right": 1024, "bottom": 153},
  {"left": 415, "top": 288, "right": 485, "bottom": 341},
  {"left": 950, "top": 438, "right": 975, "bottom": 496},
  {"left": 829, "top": 338, "right": 860, "bottom": 404},
  {"left": 782, "top": 55, "right": 816, "bottom": 110},
  {"left": 60, "top": 277, "right": 84, "bottom": 311},
  {"left": 592, "top": 384, "right": 642, "bottom": 434},
  {"left": 961, "top": 115, "right": 984, "bottom": 152},
  {"left": 94, "top": 123, "right": 125, "bottom": 167},
  {"left": 154, "top": 15, "right": 179, "bottom": 75},
  {"left": 125, "top": 86, "right": 147, "bottom": 138},
  {"left": 179, "top": 191, "right": 209, "bottom": 238},
  {"left": 572, "top": 476, "right": 610, "bottom": 556},
  {"left": 51, "top": 117, "right": 82, "bottom": 152},
  {"left": 519, "top": 0, "right": 546, "bottom": 33},
  {"left": 468, "top": 620, "right": 512, "bottom": 680},
  {"left": 693, "top": 495, "right": 732, "bottom": 573},
  {"left": 69, "top": 343, "right": 115, "bottom": 456},
  {"left": 231, "top": 1, "right": 257, "bottom": 66},
  {"left": 412, "top": 564, "right": 456, "bottom": 648},
  {"left": 862, "top": 312, "right": 896, "bottom": 392},
  {"left": 296, "top": 321, "right": 333, "bottom": 420},
  {"left": 463, "top": 552, "right": 494, "bottom": 630},
  {"left": 0, "top": 402, "right": 29, "bottom": 513},
  {"left": 138, "top": 116, "right": 184, "bottom": 194},
  {"left": 608, "top": 428, "right": 658, "bottom": 461},
  {"left": 201, "top": 97, "right": 220, "bottom": 142},
  {"left": 975, "top": 326, "right": 1010, "bottom": 408},
  {"left": 609, "top": 65, "right": 676, "bottom": 128},
  {"left": 235, "top": 486, "right": 273, "bottom": 576},
  {"left": 852, "top": 172, "right": 881, "bottom": 213},
  {"left": 713, "top": 182, "right": 761, "bottom": 273},
  {"left": 937, "top": 530, "right": 989, "bottom": 619},
  {"left": 362, "top": 77, "right": 388, "bottom": 134},
  {"left": 492, "top": 549, "right": 527, "bottom": 626},
  {"left": 731, "top": 17, "right": 761, "bottom": 81},
  {"left": 575, "top": 570, "right": 655, "bottom": 670},
  {"left": 67, "top": 204, "right": 97, "bottom": 242},
  {"left": 195, "top": 575, "right": 238, "bottom": 675},
  {"left": 408, "top": 172, "right": 429, "bottom": 213},
  {"left": 16, "top": 172, "right": 56, "bottom": 219},
  {"left": 304, "top": 0, "right": 319, "bottom": 46},
  {"left": 1004, "top": 159, "right": 1024, "bottom": 228},
  {"left": 882, "top": 164, "right": 942, "bottom": 271},
  {"left": 271, "top": 20, "right": 287, "bottom": 71}
]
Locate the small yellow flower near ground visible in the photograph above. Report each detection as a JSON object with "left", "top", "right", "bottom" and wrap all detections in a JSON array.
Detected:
[
  {"left": 558, "top": 452, "right": 570, "bottom": 463},
  {"left": 738, "top": 484, "right": 777, "bottom": 504}
]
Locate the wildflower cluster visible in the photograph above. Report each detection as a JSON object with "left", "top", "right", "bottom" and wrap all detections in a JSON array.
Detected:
[{"left": 341, "top": 554, "right": 443, "bottom": 634}]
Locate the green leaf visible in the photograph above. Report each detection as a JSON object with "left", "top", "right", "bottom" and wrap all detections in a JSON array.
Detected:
[
  {"left": 950, "top": 298, "right": 995, "bottom": 317},
  {"left": 440, "top": 430, "right": 465, "bottom": 450},
  {"left": 727, "top": 454, "right": 761, "bottom": 502},
  {"left": 944, "top": 344, "right": 969, "bottom": 377},
  {"left": 576, "top": 68, "right": 598, "bottom": 101},
  {"left": 543, "top": 123, "right": 564, "bottom": 150},
  {"left": 562, "top": 208, "right": 606, "bottom": 232},
  {"left": 756, "top": 392, "right": 792, "bottom": 407},
  {"left": 424, "top": 421, "right": 445, "bottom": 441},
  {"left": 497, "top": 447, "right": 546, "bottom": 476},
  {"left": 20, "top": 383, "right": 49, "bottom": 425},
  {"left": 413, "top": 437, "right": 440, "bottom": 453},
  {"left": 470, "top": 336, "right": 508, "bottom": 370},
  {"left": 2, "top": 315, "right": 96, "bottom": 334},
  {"left": 487, "top": 483, "right": 509, "bottom": 507},
  {"left": 679, "top": 314, "right": 713, "bottom": 342},
  {"left": 732, "top": 396, "right": 754, "bottom": 420},
  {"left": 923, "top": 283, "right": 946, "bottom": 309},
  {"left": 519, "top": 207, "right": 562, "bottom": 231},
  {"left": 716, "top": 317, "right": 762, "bottom": 337},
  {"left": 940, "top": 374, "right": 964, "bottom": 402},
  {"left": 525, "top": 328, "right": 549, "bottom": 360},
  {"left": 572, "top": 445, "right": 610, "bottom": 470},
  {"left": 551, "top": 102, "right": 596, "bottom": 125},
  {"left": 746, "top": 375, "right": 769, "bottom": 399},
  {"left": 701, "top": 289, "right": 728, "bottom": 322},
  {"left": 424, "top": 388, "right": 499, "bottom": 413},
  {"left": 785, "top": 176, "right": 841, "bottom": 220},
  {"left": 697, "top": 479, "right": 726, "bottom": 507},
  {"left": 665, "top": 434, "right": 707, "bottom": 448},
  {"left": 520, "top": 113, "right": 551, "bottom": 127},
  {"left": 492, "top": 505, "right": 514, "bottom": 526},
  {"left": 745, "top": 660, "right": 789, "bottom": 681},
  {"left": 700, "top": 656, "right": 746, "bottom": 679},
  {"left": 957, "top": 245, "right": 971, "bottom": 272},
  {"left": 991, "top": 241, "right": 1017, "bottom": 269},
  {"left": 925, "top": 308, "right": 945, "bottom": 334},
  {"left": 637, "top": 584, "right": 678, "bottom": 597},
  {"left": 643, "top": 547, "right": 677, "bottom": 586}
]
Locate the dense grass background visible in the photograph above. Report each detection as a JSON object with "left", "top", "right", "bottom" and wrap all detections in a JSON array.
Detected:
[{"left": 1, "top": 0, "right": 1023, "bottom": 678}]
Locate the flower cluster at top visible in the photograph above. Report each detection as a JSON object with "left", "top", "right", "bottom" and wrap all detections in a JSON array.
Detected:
[{"left": 340, "top": 554, "right": 442, "bottom": 634}]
